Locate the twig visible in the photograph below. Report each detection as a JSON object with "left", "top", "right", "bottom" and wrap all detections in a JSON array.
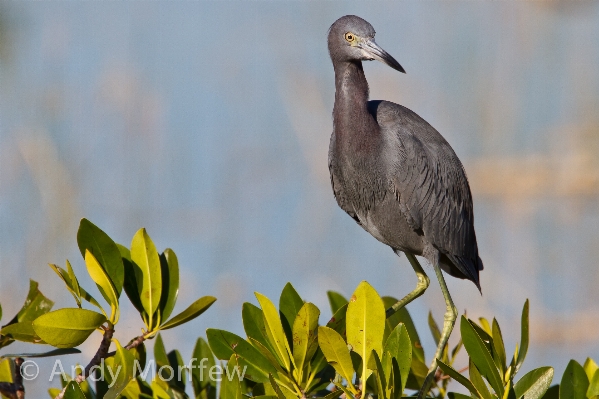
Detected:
[
  {"left": 54, "top": 326, "right": 114, "bottom": 399},
  {"left": 105, "top": 334, "right": 146, "bottom": 358},
  {"left": 0, "top": 357, "right": 25, "bottom": 399}
]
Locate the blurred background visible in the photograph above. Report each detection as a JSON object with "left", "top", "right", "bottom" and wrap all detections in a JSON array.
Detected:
[{"left": 1, "top": 1, "right": 598, "bottom": 396}]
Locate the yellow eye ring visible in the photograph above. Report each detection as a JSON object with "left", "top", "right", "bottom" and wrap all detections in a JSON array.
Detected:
[{"left": 344, "top": 32, "right": 355, "bottom": 42}]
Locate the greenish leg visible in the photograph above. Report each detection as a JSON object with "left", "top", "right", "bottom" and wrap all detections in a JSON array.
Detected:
[
  {"left": 417, "top": 258, "right": 458, "bottom": 399},
  {"left": 385, "top": 253, "right": 430, "bottom": 319}
]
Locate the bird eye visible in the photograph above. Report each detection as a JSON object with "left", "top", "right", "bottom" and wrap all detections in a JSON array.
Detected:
[{"left": 344, "top": 32, "right": 354, "bottom": 42}]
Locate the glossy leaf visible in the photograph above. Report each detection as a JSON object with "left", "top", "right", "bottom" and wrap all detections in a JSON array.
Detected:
[
  {"left": 49, "top": 263, "right": 81, "bottom": 307},
  {"left": 346, "top": 281, "right": 385, "bottom": 382},
  {"left": 584, "top": 358, "right": 599, "bottom": 382},
  {"left": 279, "top": 283, "right": 304, "bottom": 337},
  {"left": 153, "top": 333, "right": 169, "bottom": 369},
  {"left": 515, "top": 299, "right": 529, "bottom": 373},
  {"left": 77, "top": 218, "right": 124, "bottom": 296},
  {"left": 326, "top": 303, "right": 347, "bottom": 337},
  {"left": 326, "top": 291, "right": 348, "bottom": 315},
  {"left": 104, "top": 339, "right": 136, "bottom": 399},
  {"left": 32, "top": 308, "right": 106, "bottom": 348},
  {"left": 85, "top": 250, "right": 119, "bottom": 324},
  {"left": 130, "top": 228, "right": 162, "bottom": 326},
  {"left": 220, "top": 355, "right": 243, "bottom": 399},
  {"left": 514, "top": 366, "right": 554, "bottom": 399},
  {"left": 0, "top": 348, "right": 80, "bottom": 358},
  {"left": 436, "top": 359, "right": 481, "bottom": 398},
  {"left": 15, "top": 280, "right": 54, "bottom": 323},
  {"left": 292, "top": 302, "right": 320, "bottom": 375},
  {"left": 243, "top": 302, "right": 274, "bottom": 353},
  {"left": 63, "top": 381, "right": 88, "bottom": 399},
  {"left": 382, "top": 297, "right": 424, "bottom": 363},
  {"left": 159, "top": 296, "right": 216, "bottom": 330},
  {"left": 119, "top": 244, "right": 145, "bottom": 317},
  {"left": 1, "top": 321, "right": 45, "bottom": 344},
  {"left": 317, "top": 326, "right": 355, "bottom": 389},
  {"left": 167, "top": 349, "right": 186, "bottom": 392},
  {"left": 382, "top": 323, "right": 411, "bottom": 394},
  {"left": 588, "top": 369, "right": 599, "bottom": 398},
  {"left": 470, "top": 359, "right": 493, "bottom": 399},
  {"left": 448, "top": 393, "right": 474, "bottom": 399},
  {"left": 492, "top": 318, "right": 507, "bottom": 376},
  {"left": 206, "top": 328, "right": 277, "bottom": 383},
  {"left": 541, "top": 385, "right": 559, "bottom": 399},
  {"left": 461, "top": 316, "right": 503, "bottom": 396},
  {"left": 560, "top": 359, "right": 589, "bottom": 399},
  {"left": 158, "top": 249, "right": 179, "bottom": 323},
  {"left": 255, "top": 292, "right": 291, "bottom": 370},
  {"left": 428, "top": 311, "right": 441, "bottom": 346},
  {"left": 191, "top": 337, "right": 217, "bottom": 398}
]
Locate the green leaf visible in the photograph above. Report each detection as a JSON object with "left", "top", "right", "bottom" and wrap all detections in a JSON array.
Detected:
[
  {"left": 77, "top": 218, "right": 124, "bottom": 296},
  {"left": 243, "top": 303, "right": 274, "bottom": 353},
  {"left": 292, "top": 302, "right": 320, "bottom": 377},
  {"left": 492, "top": 318, "right": 507, "bottom": 376},
  {"left": 515, "top": 299, "right": 529, "bottom": 373},
  {"left": 382, "top": 323, "right": 411, "bottom": 394},
  {"left": 153, "top": 333, "right": 170, "bottom": 369},
  {"left": 15, "top": 280, "right": 54, "bottom": 323},
  {"left": 130, "top": 228, "right": 162, "bottom": 327},
  {"left": 428, "top": 311, "right": 441, "bottom": 346},
  {"left": 326, "top": 291, "right": 348, "bottom": 315},
  {"left": 448, "top": 393, "right": 474, "bottom": 399},
  {"left": 326, "top": 303, "right": 347, "bottom": 337},
  {"left": 85, "top": 250, "right": 119, "bottom": 324},
  {"left": 589, "top": 370, "right": 599, "bottom": 398},
  {"left": 436, "top": 359, "right": 480, "bottom": 398},
  {"left": 191, "top": 337, "right": 217, "bottom": 398},
  {"left": 0, "top": 348, "right": 80, "bottom": 358},
  {"left": 249, "top": 337, "right": 286, "bottom": 373},
  {"left": 104, "top": 339, "right": 136, "bottom": 399},
  {"left": 346, "top": 281, "right": 385, "bottom": 382},
  {"left": 514, "top": 367, "right": 554, "bottom": 399},
  {"left": 382, "top": 297, "right": 424, "bottom": 363},
  {"left": 560, "top": 359, "right": 589, "bottom": 399},
  {"left": 63, "top": 381, "right": 88, "bottom": 399},
  {"left": 159, "top": 296, "right": 216, "bottom": 330},
  {"left": 49, "top": 263, "right": 81, "bottom": 307},
  {"left": 167, "top": 349, "right": 186, "bottom": 392},
  {"left": 158, "top": 249, "right": 179, "bottom": 324},
  {"left": 220, "top": 355, "right": 244, "bottom": 399},
  {"left": 372, "top": 350, "right": 387, "bottom": 398},
  {"left": 268, "top": 373, "right": 287, "bottom": 399},
  {"left": 584, "top": 358, "right": 599, "bottom": 384},
  {"left": 32, "top": 308, "right": 106, "bottom": 348},
  {"left": 1, "top": 321, "right": 45, "bottom": 344},
  {"left": 541, "top": 385, "right": 559, "bottom": 399},
  {"left": 461, "top": 316, "right": 503, "bottom": 396},
  {"left": 119, "top": 244, "right": 145, "bottom": 316},
  {"left": 255, "top": 292, "right": 291, "bottom": 370},
  {"left": 317, "top": 326, "right": 355, "bottom": 390},
  {"left": 279, "top": 283, "right": 304, "bottom": 346},
  {"left": 470, "top": 359, "right": 493, "bottom": 399},
  {"left": 206, "top": 328, "right": 277, "bottom": 383}
]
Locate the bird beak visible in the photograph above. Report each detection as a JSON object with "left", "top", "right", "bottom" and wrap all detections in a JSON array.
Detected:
[{"left": 359, "top": 39, "right": 405, "bottom": 73}]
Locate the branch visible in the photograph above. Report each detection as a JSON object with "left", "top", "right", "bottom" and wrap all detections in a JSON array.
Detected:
[
  {"left": 53, "top": 329, "right": 147, "bottom": 399},
  {"left": 54, "top": 326, "right": 114, "bottom": 399},
  {"left": 0, "top": 357, "right": 25, "bottom": 399}
]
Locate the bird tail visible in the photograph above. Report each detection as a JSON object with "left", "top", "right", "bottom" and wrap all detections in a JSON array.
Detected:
[{"left": 440, "top": 253, "right": 483, "bottom": 293}]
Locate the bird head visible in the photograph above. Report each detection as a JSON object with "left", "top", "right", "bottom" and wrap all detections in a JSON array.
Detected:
[{"left": 328, "top": 15, "right": 405, "bottom": 73}]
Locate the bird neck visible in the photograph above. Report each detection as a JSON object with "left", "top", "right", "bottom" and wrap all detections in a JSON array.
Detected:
[{"left": 333, "top": 61, "right": 374, "bottom": 136}]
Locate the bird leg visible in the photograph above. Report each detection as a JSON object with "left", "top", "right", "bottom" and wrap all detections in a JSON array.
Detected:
[
  {"left": 385, "top": 253, "right": 430, "bottom": 318},
  {"left": 418, "top": 257, "right": 458, "bottom": 398}
]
